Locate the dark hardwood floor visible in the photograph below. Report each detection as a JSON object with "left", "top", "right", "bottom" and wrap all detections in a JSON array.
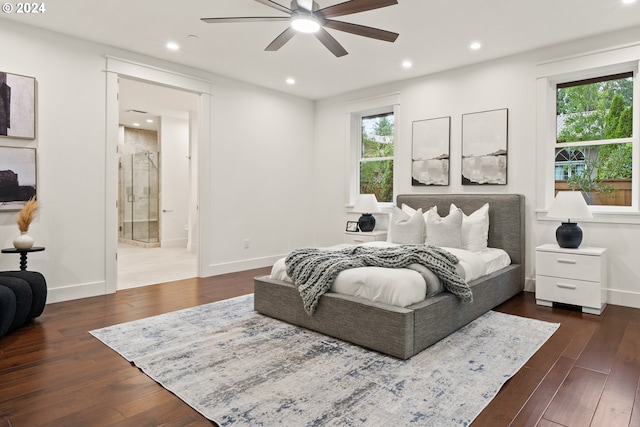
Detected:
[{"left": 1, "top": 268, "right": 639, "bottom": 426}]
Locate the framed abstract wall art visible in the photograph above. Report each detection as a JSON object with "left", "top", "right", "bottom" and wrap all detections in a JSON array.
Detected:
[
  {"left": 412, "top": 116, "right": 451, "bottom": 186},
  {"left": 462, "top": 108, "right": 508, "bottom": 185},
  {"left": 0, "top": 72, "right": 36, "bottom": 140},
  {"left": 0, "top": 146, "right": 37, "bottom": 211}
]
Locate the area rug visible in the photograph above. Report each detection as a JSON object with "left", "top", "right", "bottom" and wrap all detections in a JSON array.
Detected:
[{"left": 90, "top": 294, "right": 559, "bottom": 426}]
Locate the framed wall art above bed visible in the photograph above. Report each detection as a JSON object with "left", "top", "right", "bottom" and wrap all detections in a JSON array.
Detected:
[
  {"left": 0, "top": 71, "right": 36, "bottom": 140},
  {"left": 461, "top": 108, "right": 508, "bottom": 185},
  {"left": 412, "top": 116, "right": 450, "bottom": 186}
]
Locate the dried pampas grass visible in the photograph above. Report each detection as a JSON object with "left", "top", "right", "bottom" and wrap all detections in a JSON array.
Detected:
[{"left": 17, "top": 196, "right": 38, "bottom": 232}]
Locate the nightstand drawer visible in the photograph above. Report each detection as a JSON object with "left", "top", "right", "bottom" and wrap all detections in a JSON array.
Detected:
[
  {"left": 344, "top": 231, "right": 387, "bottom": 244},
  {"left": 536, "top": 251, "right": 601, "bottom": 282},
  {"left": 536, "top": 276, "right": 602, "bottom": 308},
  {"left": 344, "top": 234, "right": 375, "bottom": 244}
]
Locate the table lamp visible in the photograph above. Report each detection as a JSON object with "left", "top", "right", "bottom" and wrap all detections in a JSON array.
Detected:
[
  {"left": 352, "top": 194, "right": 381, "bottom": 232},
  {"left": 546, "top": 191, "right": 593, "bottom": 248}
]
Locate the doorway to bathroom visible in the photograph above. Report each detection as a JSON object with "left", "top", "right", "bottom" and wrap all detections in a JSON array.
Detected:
[{"left": 116, "top": 77, "right": 199, "bottom": 289}]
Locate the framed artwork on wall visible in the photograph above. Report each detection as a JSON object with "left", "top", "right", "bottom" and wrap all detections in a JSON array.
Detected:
[
  {"left": 0, "top": 71, "right": 36, "bottom": 140},
  {"left": 412, "top": 116, "right": 451, "bottom": 186},
  {"left": 462, "top": 108, "right": 508, "bottom": 185},
  {"left": 0, "top": 146, "right": 37, "bottom": 211}
]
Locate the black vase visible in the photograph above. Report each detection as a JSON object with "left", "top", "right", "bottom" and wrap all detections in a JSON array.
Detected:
[
  {"left": 358, "top": 213, "right": 376, "bottom": 232},
  {"left": 556, "top": 222, "right": 582, "bottom": 248}
]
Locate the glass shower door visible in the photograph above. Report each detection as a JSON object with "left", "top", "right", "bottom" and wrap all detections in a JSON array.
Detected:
[{"left": 119, "top": 151, "right": 159, "bottom": 244}]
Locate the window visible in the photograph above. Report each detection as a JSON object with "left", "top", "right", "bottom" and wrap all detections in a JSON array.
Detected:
[
  {"left": 554, "top": 148, "right": 585, "bottom": 180},
  {"left": 554, "top": 72, "right": 634, "bottom": 206},
  {"left": 359, "top": 112, "right": 394, "bottom": 203}
]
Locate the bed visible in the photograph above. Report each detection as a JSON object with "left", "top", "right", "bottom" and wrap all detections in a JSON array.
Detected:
[{"left": 254, "top": 194, "right": 525, "bottom": 359}]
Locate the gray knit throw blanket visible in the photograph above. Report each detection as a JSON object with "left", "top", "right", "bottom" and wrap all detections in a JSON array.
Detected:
[{"left": 285, "top": 245, "right": 472, "bottom": 315}]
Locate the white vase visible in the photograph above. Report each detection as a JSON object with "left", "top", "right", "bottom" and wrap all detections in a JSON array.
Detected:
[{"left": 13, "top": 232, "right": 35, "bottom": 250}]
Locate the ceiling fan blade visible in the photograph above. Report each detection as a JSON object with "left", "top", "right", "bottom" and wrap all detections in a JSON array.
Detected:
[
  {"left": 317, "top": 0, "right": 398, "bottom": 19},
  {"left": 265, "top": 27, "right": 297, "bottom": 51},
  {"left": 315, "top": 28, "right": 348, "bottom": 57},
  {"left": 323, "top": 19, "right": 398, "bottom": 42},
  {"left": 201, "top": 16, "right": 291, "bottom": 24},
  {"left": 254, "top": 0, "right": 292, "bottom": 14}
]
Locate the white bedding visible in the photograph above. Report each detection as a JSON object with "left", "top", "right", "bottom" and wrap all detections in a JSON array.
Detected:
[{"left": 270, "top": 242, "right": 511, "bottom": 308}]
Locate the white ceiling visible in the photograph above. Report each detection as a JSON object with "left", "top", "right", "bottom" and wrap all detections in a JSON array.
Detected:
[{"left": 3, "top": 0, "right": 640, "bottom": 100}]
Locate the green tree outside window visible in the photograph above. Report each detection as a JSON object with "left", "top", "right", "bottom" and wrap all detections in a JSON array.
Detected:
[
  {"left": 360, "top": 113, "right": 394, "bottom": 203},
  {"left": 556, "top": 74, "right": 633, "bottom": 205}
]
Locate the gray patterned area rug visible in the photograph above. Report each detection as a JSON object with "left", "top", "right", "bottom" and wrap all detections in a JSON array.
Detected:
[{"left": 90, "top": 294, "right": 559, "bottom": 426}]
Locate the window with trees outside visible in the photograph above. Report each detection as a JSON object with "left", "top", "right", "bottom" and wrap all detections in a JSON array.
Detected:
[
  {"left": 555, "top": 72, "right": 634, "bottom": 206},
  {"left": 359, "top": 112, "right": 394, "bottom": 203}
]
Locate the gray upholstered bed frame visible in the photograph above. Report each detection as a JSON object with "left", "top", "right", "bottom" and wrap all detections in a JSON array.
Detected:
[{"left": 254, "top": 194, "right": 525, "bottom": 359}]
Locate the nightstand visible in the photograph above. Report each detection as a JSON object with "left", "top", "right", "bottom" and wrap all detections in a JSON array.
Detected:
[
  {"left": 535, "top": 244, "right": 607, "bottom": 315},
  {"left": 344, "top": 230, "right": 387, "bottom": 244}
]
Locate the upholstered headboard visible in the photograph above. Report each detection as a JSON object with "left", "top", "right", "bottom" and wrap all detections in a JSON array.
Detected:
[{"left": 396, "top": 194, "right": 525, "bottom": 267}]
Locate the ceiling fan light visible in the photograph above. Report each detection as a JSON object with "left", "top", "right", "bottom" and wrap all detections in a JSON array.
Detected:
[{"left": 291, "top": 15, "right": 320, "bottom": 33}]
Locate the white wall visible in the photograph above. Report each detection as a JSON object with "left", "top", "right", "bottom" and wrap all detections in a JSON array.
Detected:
[
  {"left": 0, "top": 19, "right": 315, "bottom": 301},
  {"left": 0, "top": 20, "right": 108, "bottom": 301},
  {"left": 313, "top": 27, "right": 640, "bottom": 308},
  {"left": 204, "top": 76, "right": 316, "bottom": 275},
  {"left": 159, "top": 116, "right": 189, "bottom": 248}
]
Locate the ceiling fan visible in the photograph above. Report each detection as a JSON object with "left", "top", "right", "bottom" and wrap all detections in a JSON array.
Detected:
[{"left": 201, "top": 0, "right": 399, "bottom": 57}]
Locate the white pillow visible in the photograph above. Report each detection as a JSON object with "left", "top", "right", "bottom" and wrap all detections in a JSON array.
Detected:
[
  {"left": 425, "top": 207, "right": 462, "bottom": 248},
  {"left": 387, "top": 207, "right": 425, "bottom": 244},
  {"left": 450, "top": 203, "right": 489, "bottom": 252},
  {"left": 401, "top": 204, "right": 434, "bottom": 220},
  {"left": 399, "top": 204, "right": 435, "bottom": 243}
]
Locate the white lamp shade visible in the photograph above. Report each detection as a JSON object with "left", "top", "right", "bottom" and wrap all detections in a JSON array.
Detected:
[
  {"left": 547, "top": 191, "right": 593, "bottom": 222},
  {"left": 353, "top": 194, "right": 381, "bottom": 214}
]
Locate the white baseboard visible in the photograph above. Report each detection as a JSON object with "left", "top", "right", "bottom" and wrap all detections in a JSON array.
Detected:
[
  {"left": 203, "top": 254, "right": 286, "bottom": 277},
  {"left": 45, "top": 254, "right": 280, "bottom": 304},
  {"left": 46, "top": 281, "right": 110, "bottom": 304},
  {"left": 161, "top": 238, "right": 188, "bottom": 248},
  {"left": 606, "top": 288, "right": 640, "bottom": 310}
]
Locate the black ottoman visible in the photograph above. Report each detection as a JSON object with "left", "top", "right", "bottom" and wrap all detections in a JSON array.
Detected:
[
  {"left": 0, "top": 285, "right": 17, "bottom": 338},
  {"left": 0, "top": 271, "right": 47, "bottom": 339}
]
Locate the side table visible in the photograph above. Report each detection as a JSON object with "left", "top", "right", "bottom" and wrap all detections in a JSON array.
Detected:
[
  {"left": 535, "top": 244, "right": 607, "bottom": 315},
  {"left": 1, "top": 247, "right": 45, "bottom": 271}
]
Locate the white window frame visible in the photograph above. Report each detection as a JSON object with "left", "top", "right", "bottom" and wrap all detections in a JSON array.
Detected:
[
  {"left": 358, "top": 111, "right": 395, "bottom": 203},
  {"left": 536, "top": 44, "right": 640, "bottom": 223},
  {"left": 345, "top": 93, "right": 400, "bottom": 209}
]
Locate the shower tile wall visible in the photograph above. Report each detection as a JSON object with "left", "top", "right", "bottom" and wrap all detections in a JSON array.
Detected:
[{"left": 118, "top": 127, "right": 160, "bottom": 244}]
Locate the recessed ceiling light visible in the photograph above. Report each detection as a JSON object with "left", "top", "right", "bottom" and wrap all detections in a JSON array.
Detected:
[
  {"left": 146, "top": 119, "right": 154, "bottom": 123},
  {"left": 286, "top": 78, "right": 296, "bottom": 85},
  {"left": 166, "top": 42, "right": 180, "bottom": 51},
  {"left": 132, "top": 122, "right": 141, "bottom": 127},
  {"left": 402, "top": 60, "right": 413, "bottom": 69},
  {"left": 291, "top": 15, "right": 320, "bottom": 33},
  {"left": 622, "top": 0, "right": 636, "bottom": 4},
  {"left": 470, "top": 41, "right": 482, "bottom": 50}
]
